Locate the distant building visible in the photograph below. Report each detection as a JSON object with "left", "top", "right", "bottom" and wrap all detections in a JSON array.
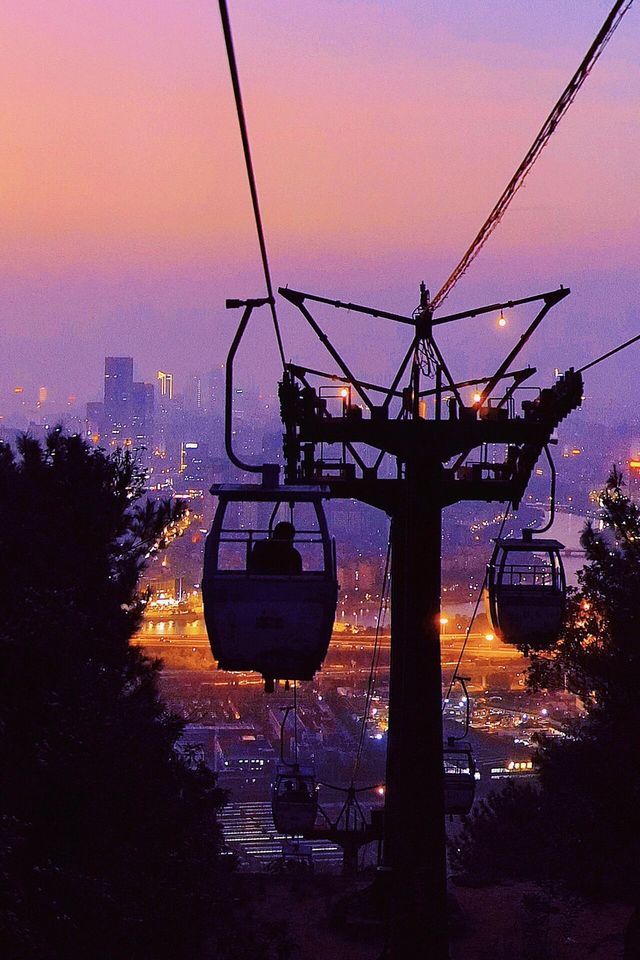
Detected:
[
  {"left": 180, "top": 440, "right": 208, "bottom": 485},
  {"left": 207, "top": 367, "right": 225, "bottom": 417},
  {"left": 86, "top": 357, "right": 155, "bottom": 458},
  {"left": 186, "top": 375, "right": 204, "bottom": 416},
  {"left": 104, "top": 356, "right": 133, "bottom": 404},
  {"left": 157, "top": 370, "right": 174, "bottom": 403},
  {"left": 85, "top": 401, "right": 105, "bottom": 444}
]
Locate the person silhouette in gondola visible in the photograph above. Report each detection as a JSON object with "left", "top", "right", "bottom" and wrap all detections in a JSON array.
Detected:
[{"left": 249, "top": 521, "right": 303, "bottom": 575}]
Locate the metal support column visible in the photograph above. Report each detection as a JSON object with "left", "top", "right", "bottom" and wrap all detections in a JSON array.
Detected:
[{"left": 383, "top": 462, "right": 448, "bottom": 959}]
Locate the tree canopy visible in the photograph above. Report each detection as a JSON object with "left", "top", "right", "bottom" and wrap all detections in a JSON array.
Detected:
[{"left": 0, "top": 433, "right": 242, "bottom": 959}]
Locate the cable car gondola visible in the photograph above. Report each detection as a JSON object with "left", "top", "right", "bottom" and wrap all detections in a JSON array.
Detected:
[
  {"left": 443, "top": 740, "right": 476, "bottom": 817},
  {"left": 272, "top": 762, "right": 319, "bottom": 836},
  {"left": 486, "top": 528, "right": 566, "bottom": 652},
  {"left": 202, "top": 485, "right": 338, "bottom": 684},
  {"left": 271, "top": 704, "right": 319, "bottom": 836}
]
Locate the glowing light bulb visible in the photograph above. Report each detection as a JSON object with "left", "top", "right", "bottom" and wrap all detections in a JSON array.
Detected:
[
  {"left": 497, "top": 310, "right": 507, "bottom": 328},
  {"left": 473, "top": 392, "right": 482, "bottom": 404},
  {"left": 340, "top": 389, "right": 349, "bottom": 398}
]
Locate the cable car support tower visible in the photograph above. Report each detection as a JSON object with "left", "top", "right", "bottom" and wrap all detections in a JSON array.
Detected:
[
  {"left": 224, "top": 285, "right": 583, "bottom": 959},
  {"left": 212, "top": 2, "right": 639, "bottom": 954}
]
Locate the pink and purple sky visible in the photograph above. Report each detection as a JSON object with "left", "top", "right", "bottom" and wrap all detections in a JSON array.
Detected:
[{"left": 1, "top": 1, "right": 639, "bottom": 413}]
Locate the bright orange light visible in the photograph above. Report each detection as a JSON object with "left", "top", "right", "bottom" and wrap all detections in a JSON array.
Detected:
[
  {"left": 571, "top": 448, "right": 581, "bottom": 456},
  {"left": 439, "top": 615, "right": 449, "bottom": 625},
  {"left": 473, "top": 392, "right": 482, "bottom": 404},
  {"left": 485, "top": 633, "right": 495, "bottom": 641},
  {"left": 340, "top": 388, "right": 349, "bottom": 398},
  {"left": 630, "top": 460, "right": 640, "bottom": 470},
  {"left": 376, "top": 786, "right": 385, "bottom": 796},
  {"left": 13, "top": 386, "right": 24, "bottom": 395},
  {"left": 497, "top": 311, "right": 507, "bottom": 328}
]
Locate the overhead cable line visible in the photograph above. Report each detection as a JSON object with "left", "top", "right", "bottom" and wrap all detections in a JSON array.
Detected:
[
  {"left": 218, "top": 0, "right": 287, "bottom": 368},
  {"left": 444, "top": 501, "right": 511, "bottom": 703},
  {"left": 352, "top": 533, "right": 392, "bottom": 784},
  {"left": 432, "top": 0, "right": 635, "bottom": 311}
]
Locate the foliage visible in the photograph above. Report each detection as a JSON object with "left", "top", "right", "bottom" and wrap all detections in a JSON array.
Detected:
[
  {"left": 529, "top": 467, "right": 640, "bottom": 721},
  {"left": 0, "top": 432, "right": 249, "bottom": 959},
  {"left": 452, "top": 469, "right": 640, "bottom": 896},
  {"left": 450, "top": 781, "right": 546, "bottom": 886}
]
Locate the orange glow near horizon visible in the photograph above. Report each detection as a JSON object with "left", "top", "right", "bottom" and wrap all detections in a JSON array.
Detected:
[{"left": 0, "top": 2, "right": 639, "bottom": 405}]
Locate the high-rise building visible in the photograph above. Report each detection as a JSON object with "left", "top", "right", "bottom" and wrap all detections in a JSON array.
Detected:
[
  {"left": 180, "top": 440, "right": 207, "bottom": 485},
  {"left": 186, "top": 375, "right": 204, "bottom": 415},
  {"left": 104, "top": 357, "right": 134, "bottom": 406},
  {"left": 157, "top": 370, "right": 174, "bottom": 403},
  {"left": 131, "top": 381, "right": 155, "bottom": 446},
  {"left": 101, "top": 357, "right": 154, "bottom": 456},
  {"left": 207, "top": 367, "right": 225, "bottom": 417},
  {"left": 86, "top": 401, "right": 105, "bottom": 444}
]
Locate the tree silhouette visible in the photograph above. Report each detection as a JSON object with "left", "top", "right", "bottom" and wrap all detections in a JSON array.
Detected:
[{"left": 0, "top": 433, "right": 242, "bottom": 959}]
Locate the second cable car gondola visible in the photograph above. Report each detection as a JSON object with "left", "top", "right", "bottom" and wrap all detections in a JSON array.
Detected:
[
  {"left": 486, "top": 529, "right": 566, "bottom": 652},
  {"left": 272, "top": 762, "right": 319, "bottom": 835},
  {"left": 202, "top": 485, "right": 338, "bottom": 684},
  {"left": 443, "top": 740, "right": 477, "bottom": 816}
]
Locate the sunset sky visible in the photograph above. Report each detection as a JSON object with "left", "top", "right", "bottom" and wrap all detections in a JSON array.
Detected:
[{"left": 1, "top": 1, "right": 639, "bottom": 412}]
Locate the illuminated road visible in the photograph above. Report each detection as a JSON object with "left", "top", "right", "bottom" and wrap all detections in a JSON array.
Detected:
[{"left": 132, "top": 626, "right": 526, "bottom": 664}]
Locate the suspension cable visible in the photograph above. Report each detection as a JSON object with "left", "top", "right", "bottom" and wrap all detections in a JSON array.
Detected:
[
  {"left": 352, "top": 533, "right": 392, "bottom": 784},
  {"left": 432, "top": 0, "right": 634, "bottom": 311},
  {"left": 444, "top": 501, "right": 511, "bottom": 702},
  {"left": 293, "top": 680, "right": 299, "bottom": 765},
  {"left": 218, "top": 0, "right": 287, "bottom": 368}
]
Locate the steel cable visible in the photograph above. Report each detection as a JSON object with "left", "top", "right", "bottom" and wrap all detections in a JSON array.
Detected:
[
  {"left": 218, "top": 0, "right": 287, "bottom": 367},
  {"left": 351, "top": 533, "right": 392, "bottom": 784},
  {"left": 444, "top": 501, "right": 511, "bottom": 703},
  {"left": 432, "top": 0, "right": 634, "bottom": 311}
]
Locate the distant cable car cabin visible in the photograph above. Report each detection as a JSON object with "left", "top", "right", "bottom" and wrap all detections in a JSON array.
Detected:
[
  {"left": 443, "top": 740, "right": 476, "bottom": 817},
  {"left": 202, "top": 485, "right": 338, "bottom": 686},
  {"left": 271, "top": 762, "right": 318, "bottom": 835},
  {"left": 486, "top": 529, "right": 566, "bottom": 652}
]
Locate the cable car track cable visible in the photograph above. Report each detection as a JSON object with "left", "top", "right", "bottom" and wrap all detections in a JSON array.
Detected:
[
  {"left": 432, "top": 0, "right": 634, "bottom": 311},
  {"left": 444, "top": 501, "right": 511, "bottom": 703},
  {"left": 218, "top": 0, "right": 286, "bottom": 368},
  {"left": 352, "top": 533, "right": 392, "bottom": 784}
]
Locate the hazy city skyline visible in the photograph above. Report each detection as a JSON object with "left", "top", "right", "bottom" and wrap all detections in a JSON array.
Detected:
[{"left": 1, "top": 1, "right": 639, "bottom": 415}]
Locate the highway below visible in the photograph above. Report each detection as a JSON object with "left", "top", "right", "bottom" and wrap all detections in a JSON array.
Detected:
[{"left": 132, "top": 621, "right": 526, "bottom": 666}]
